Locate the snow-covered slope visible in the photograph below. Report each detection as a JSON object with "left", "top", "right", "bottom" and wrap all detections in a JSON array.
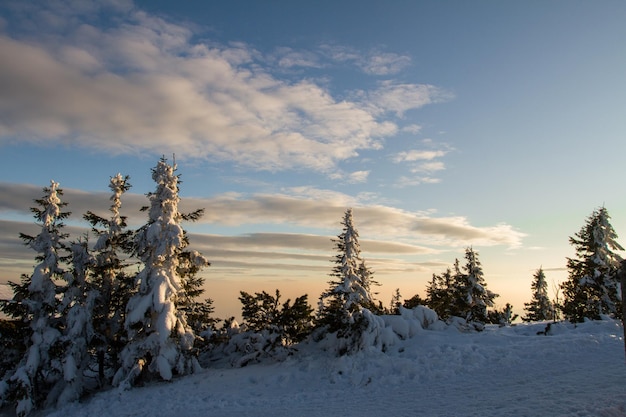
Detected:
[{"left": 42, "top": 319, "right": 626, "bottom": 417}]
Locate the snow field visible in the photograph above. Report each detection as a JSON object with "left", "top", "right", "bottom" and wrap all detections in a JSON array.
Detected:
[{"left": 43, "top": 319, "right": 626, "bottom": 417}]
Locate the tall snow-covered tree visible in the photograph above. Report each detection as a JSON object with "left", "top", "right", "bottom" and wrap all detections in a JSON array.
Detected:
[
  {"left": 522, "top": 267, "right": 554, "bottom": 322},
  {"left": 0, "top": 181, "right": 70, "bottom": 416},
  {"left": 561, "top": 207, "right": 624, "bottom": 322},
  {"left": 451, "top": 247, "right": 498, "bottom": 324},
  {"left": 114, "top": 159, "right": 205, "bottom": 388},
  {"left": 318, "top": 208, "right": 378, "bottom": 335},
  {"left": 84, "top": 173, "right": 134, "bottom": 383},
  {"left": 53, "top": 239, "right": 96, "bottom": 406}
]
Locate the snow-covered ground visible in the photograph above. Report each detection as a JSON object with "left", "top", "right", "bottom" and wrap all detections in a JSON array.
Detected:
[{"left": 27, "top": 319, "right": 626, "bottom": 417}]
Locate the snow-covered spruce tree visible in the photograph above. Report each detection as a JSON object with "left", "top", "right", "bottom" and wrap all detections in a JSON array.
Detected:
[
  {"left": 0, "top": 181, "right": 70, "bottom": 416},
  {"left": 317, "top": 208, "right": 379, "bottom": 350},
  {"left": 561, "top": 207, "right": 624, "bottom": 322},
  {"left": 450, "top": 247, "right": 498, "bottom": 326},
  {"left": 84, "top": 173, "right": 135, "bottom": 384},
  {"left": 113, "top": 159, "right": 205, "bottom": 388},
  {"left": 52, "top": 239, "right": 97, "bottom": 406},
  {"left": 522, "top": 267, "right": 553, "bottom": 322}
]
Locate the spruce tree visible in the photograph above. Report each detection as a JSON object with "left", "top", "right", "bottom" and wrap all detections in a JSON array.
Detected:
[
  {"left": 318, "top": 208, "right": 378, "bottom": 334},
  {"left": 53, "top": 239, "right": 96, "bottom": 406},
  {"left": 238, "top": 289, "right": 313, "bottom": 345},
  {"left": 389, "top": 288, "right": 402, "bottom": 315},
  {"left": 114, "top": 159, "right": 205, "bottom": 388},
  {"left": 522, "top": 267, "right": 553, "bottom": 322},
  {"left": 0, "top": 181, "right": 70, "bottom": 416},
  {"left": 561, "top": 207, "right": 624, "bottom": 322},
  {"left": 451, "top": 247, "right": 498, "bottom": 324},
  {"left": 425, "top": 268, "right": 453, "bottom": 319},
  {"left": 84, "top": 173, "right": 134, "bottom": 384}
]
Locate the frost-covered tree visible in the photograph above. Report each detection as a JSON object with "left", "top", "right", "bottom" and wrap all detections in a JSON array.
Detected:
[
  {"left": 84, "top": 173, "right": 134, "bottom": 383},
  {"left": 451, "top": 247, "right": 498, "bottom": 324},
  {"left": 318, "top": 208, "right": 378, "bottom": 334},
  {"left": 53, "top": 239, "right": 96, "bottom": 406},
  {"left": 522, "top": 267, "right": 553, "bottom": 322},
  {"left": 0, "top": 181, "right": 69, "bottom": 416},
  {"left": 113, "top": 159, "right": 204, "bottom": 388},
  {"left": 561, "top": 207, "right": 624, "bottom": 322}
]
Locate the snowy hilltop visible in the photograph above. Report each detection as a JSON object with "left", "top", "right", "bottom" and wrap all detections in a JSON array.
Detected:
[{"left": 44, "top": 317, "right": 626, "bottom": 417}]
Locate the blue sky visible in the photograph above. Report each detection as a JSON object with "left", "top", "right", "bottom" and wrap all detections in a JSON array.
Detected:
[{"left": 1, "top": 0, "right": 625, "bottom": 320}]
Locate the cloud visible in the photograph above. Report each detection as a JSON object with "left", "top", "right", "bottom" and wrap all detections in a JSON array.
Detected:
[
  {"left": 411, "top": 161, "right": 445, "bottom": 173},
  {"left": 360, "top": 52, "right": 412, "bottom": 76},
  {"left": 394, "top": 150, "right": 447, "bottom": 163},
  {"left": 394, "top": 176, "right": 442, "bottom": 188},
  {"left": 319, "top": 44, "right": 411, "bottom": 75},
  {"left": 0, "top": 2, "right": 447, "bottom": 176},
  {"left": 0, "top": 181, "right": 526, "bottom": 249},
  {"left": 347, "top": 170, "right": 370, "bottom": 183},
  {"left": 365, "top": 81, "right": 453, "bottom": 117},
  {"left": 272, "top": 47, "right": 322, "bottom": 69}
]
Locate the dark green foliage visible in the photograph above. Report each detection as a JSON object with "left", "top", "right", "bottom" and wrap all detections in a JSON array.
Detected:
[
  {"left": 0, "top": 320, "right": 29, "bottom": 379},
  {"left": 176, "top": 249, "right": 215, "bottom": 336},
  {"left": 425, "top": 269, "right": 453, "bottom": 319},
  {"left": 239, "top": 290, "right": 314, "bottom": 345},
  {"left": 487, "top": 303, "right": 518, "bottom": 326},
  {"left": 389, "top": 288, "right": 402, "bottom": 314},
  {"left": 561, "top": 207, "right": 623, "bottom": 322},
  {"left": 403, "top": 293, "right": 424, "bottom": 310}
]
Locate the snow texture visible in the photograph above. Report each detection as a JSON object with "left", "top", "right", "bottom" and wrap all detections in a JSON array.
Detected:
[{"left": 44, "top": 317, "right": 626, "bottom": 417}]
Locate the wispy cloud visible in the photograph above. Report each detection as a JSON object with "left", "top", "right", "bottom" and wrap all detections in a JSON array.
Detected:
[
  {"left": 0, "top": 2, "right": 448, "bottom": 177},
  {"left": 319, "top": 44, "right": 412, "bottom": 75},
  {"left": 0, "top": 181, "right": 526, "bottom": 249},
  {"left": 394, "top": 150, "right": 447, "bottom": 163},
  {"left": 391, "top": 141, "right": 453, "bottom": 186}
]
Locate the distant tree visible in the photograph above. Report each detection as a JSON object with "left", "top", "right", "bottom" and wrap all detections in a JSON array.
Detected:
[
  {"left": 114, "top": 159, "right": 203, "bottom": 388},
  {"left": 522, "top": 267, "right": 553, "bottom": 322},
  {"left": 0, "top": 181, "right": 70, "bottom": 416},
  {"left": 403, "top": 293, "right": 424, "bottom": 310},
  {"left": 487, "top": 303, "right": 518, "bottom": 326},
  {"left": 425, "top": 268, "right": 454, "bottom": 319},
  {"left": 561, "top": 207, "right": 624, "bottom": 322},
  {"left": 317, "top": 208, "right": 378, "bottom": 334},
  {"left": 451, "top": 247, "right": 498, "bottom": 324},
  {"left": 389, "top": 288, "right": 402, "bottom": 315},
  {"left": 239, "top": 290, "right": 314, "bottom": 345}
]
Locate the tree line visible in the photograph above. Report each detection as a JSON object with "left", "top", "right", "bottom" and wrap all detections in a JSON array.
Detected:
[{"left": 0, "top": 159, "right": 623, "bottom": 415}]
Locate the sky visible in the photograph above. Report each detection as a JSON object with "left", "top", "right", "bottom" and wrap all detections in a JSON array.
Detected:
[{"left": 1, "top": 0, "right": 625, "bottom": 321}]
